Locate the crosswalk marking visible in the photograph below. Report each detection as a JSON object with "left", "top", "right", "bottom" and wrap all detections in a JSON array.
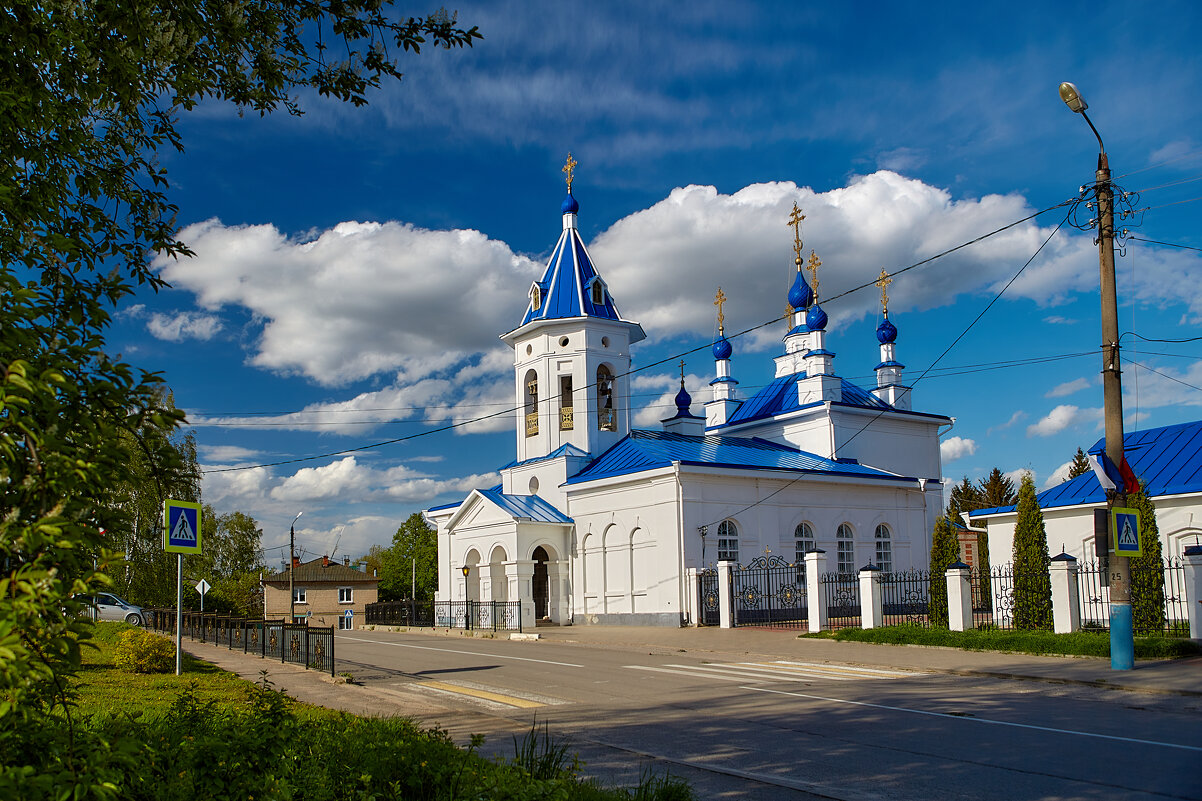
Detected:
[
  {"left": 625, "top": 660, "right": 928, "bottom": 684},
  {"left": 407, "top": 679, "right": 566, "bottom": 709}
]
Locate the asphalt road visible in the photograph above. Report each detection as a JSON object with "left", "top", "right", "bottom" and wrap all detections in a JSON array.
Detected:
[{"left": 331, "top": 630, "right": 1202, "bottom": 801}]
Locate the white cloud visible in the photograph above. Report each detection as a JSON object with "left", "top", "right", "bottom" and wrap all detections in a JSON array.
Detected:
[
  {"left": 1043, "top": 460, "right": 1074, "bottom": 490},
  {"left": 1005, "top": 467, "right": 1034, "bottom": 487},
  {"left": 1026, "top": 404, "right": 1103, "bottom": 437},
  {"left": 940, "top": 436, "right": 977, "bottom": 463},
  {"left": 631, "top": 372, "right": 710, "bottom": 428},
  {"left": 1043, "top": 315, "right": 1076, "bottom": 325},
  {"left": 267, "top": 456, "right": 498, "bottom": 505},
  {"left": 147, "top": 311, "right": 224, "bottom": 342},
  {"left": 987, "top": 410, "right": 1025, "bottom": 436},
  {"left": 198, "top": 445, "right": 262, "bottom": 464},
  {"left": 1046, "top": 377, "right": 1090, "bottom": 398}
]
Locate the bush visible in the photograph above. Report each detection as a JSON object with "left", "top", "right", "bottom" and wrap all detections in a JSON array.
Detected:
[{"left": 113, "top": 629, "right": 174, "bottom": 674}]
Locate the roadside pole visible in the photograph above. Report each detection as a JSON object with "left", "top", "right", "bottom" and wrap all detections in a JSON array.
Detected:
[{"left": 164, "top": 499, "right": 203, "bottom": 677}]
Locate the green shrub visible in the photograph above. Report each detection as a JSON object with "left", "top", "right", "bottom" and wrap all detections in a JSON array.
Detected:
[{"left": 113, "top": 629, "right": 174, "bottom": 674}]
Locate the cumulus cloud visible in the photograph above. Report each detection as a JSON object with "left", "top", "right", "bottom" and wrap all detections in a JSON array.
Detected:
[
  {"left": 198, "top": 445, "right": 263, "bottom": 464},
  {"left": 1046, "top": 377, "right": 1090, "bottom": 398},
  {"left": 147, "top": 311, "right": 224, "bottom": 342},
  {"left": 1043, "top": 460, "right": 1074, "bottom": 490},
  {"left": 1026, "top": 404, "right": 1103, "bottom": 437},
  {"left": 268, "top": 456, "right": 498, "bottom": 505},
  {"left": 1005, "top": 467, "right": 1034, "bottom": 487},
  {"left": 940, "top": 436, "right": 977, "bottom": 463},
  {"left": 631, "top": 372, "right": 711, "bottom": 428},
  {"left": 987, "top": 410, "right": 1025, "bottom": 436}
]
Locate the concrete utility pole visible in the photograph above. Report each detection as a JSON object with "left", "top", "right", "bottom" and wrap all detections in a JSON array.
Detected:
[
  {"left": 1059, "top": 81, "right": 1132, "bottom": 670},
  {"left": 289, "top": 511, "right": 302, "bottom": 622}
]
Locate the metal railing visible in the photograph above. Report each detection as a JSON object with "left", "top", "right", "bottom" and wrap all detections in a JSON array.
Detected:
[
  {"left": 879, "top": 569, "right": 931, "bottom": 628},
  {"left": 732, "top": 555, "right": 808, "bottom": 629},
  {"left": 560, "top": 406, "right": 574, "bottom": 430},
  {"left": 525, "top": 412, "right": 538, "bottom": 436},
  {"left": 434, "top": 600, "right": 523, "bottom": 631},
  {"left": 1076, "top": 557, "right": 1189, "bottom": 636},
  {"left": 146, "top": 609, "right": 335, "bottom": 675},
  {"left": 363, "top": 600, "right": 436, "bottom": 627},
  {"left": 820, "top": 572, "right": 861, "bottom": 631}
]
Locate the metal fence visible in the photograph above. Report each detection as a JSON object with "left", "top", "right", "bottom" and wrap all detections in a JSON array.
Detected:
[
  {"left": 433, "top": 600, "right": 523, "bottom": 631},
  {"left": 879, "top": 570, "right": 931, "bottom": 628},
  {"left": 697, "top": 568, "right": 721, "bottom": 626},
  {"left": 363, "top": 600, "right": 436, "bottom": 627},
  {"left": 732, "top": 555, "right": 808, "bottom": 629},
  {"left": 1077, "top": 557, "right": 1189, "bottom": 636},
  {"left": 146, "top": 609, "right": 335, "bottom": 675},
  {"left": 820, "top": 572, "right": 861, "bottom": 630}
]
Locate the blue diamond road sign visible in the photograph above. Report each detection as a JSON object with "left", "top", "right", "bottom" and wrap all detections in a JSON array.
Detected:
[
  {"left": 164, "top": 500, "right": 203, "bottom": 555},
  {"left": 1111, "top": 507, "right": 1142, "bottom": 558}
]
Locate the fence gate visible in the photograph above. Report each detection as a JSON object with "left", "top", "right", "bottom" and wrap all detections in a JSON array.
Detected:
[
  {"left": 697, "top": 568, "right": 721, "bottom": 626},
  {"left": 732, "top": 555, "right": 808, "bottom": 628}
]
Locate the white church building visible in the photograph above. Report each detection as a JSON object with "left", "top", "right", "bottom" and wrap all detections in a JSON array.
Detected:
[{"left": 428, "top": 166, "right": 952, "bottom": 626}]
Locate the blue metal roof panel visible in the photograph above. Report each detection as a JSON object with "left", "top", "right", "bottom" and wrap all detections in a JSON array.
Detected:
[
  {"left": 499, "top": 443, "right": 591, "bottom": 470},
  {"left": 566, "top": 429, "right": 902, "bottom": 485},
  {"left": 478, "top": 489, "right": 573, "bottom": 524},
  {"left": 725, "top": 374, "right": 893, "bottom": 426}
]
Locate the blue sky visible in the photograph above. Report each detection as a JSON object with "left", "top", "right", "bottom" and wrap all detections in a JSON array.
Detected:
[{"left": 111, "top": 1, "right": 1202, "bottom": 565}]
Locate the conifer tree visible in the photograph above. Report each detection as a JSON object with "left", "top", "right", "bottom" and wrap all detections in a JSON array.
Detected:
[
  {"left": 1127, "top": 482, "right": 1166, "bottom": 635},
  {"left": 1011, "top": 473, "right": 1052, "bottom": 629},
  {"left": 979, "top": 468, "right": 1017, "bottom": 509},
  {"left": 927, "top": 516, "right": 960, "bottom": 629},
  {"left": 1068, "top": 447, "right": 1092, "bottom": 480}
]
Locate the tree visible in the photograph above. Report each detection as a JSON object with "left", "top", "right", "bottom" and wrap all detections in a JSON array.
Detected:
[
  {"left": 189, "top": 508, "right": 266, "bottom": 615},
  {"left": 946, "top": 476, "right": 983, "bottom": 522},
  {"left": 1127, "top": 482, "right": 1166, "bottom": 635},
  {"left": 928, "top": 516, "right": 961, "bottom": 629},
  {"left": 1011, "top": 473, "right": 1052, "bottom": 630},
  {"left": 1068, "top": 447, "right": 1092, "bottom": 480},
  {"left": 1, "top": 5, "right": 479, "bottom": 797},
  {"left": 378, "top": 513, "right": 439, "bottom": 602},
  {"left": 979, "top": 468, "right": 1017, "bottom": 509}
]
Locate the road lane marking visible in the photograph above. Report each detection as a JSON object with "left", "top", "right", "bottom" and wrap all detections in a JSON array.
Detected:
[
  {"left": 748, "top": 661, "right": 929, "bottom": 679},
  {"left": 746, "top": 686, "right": 1202, "bottom": 753},
  {"left": 417, "top": 680, "right": 546, "bottom": 708},
  {"left": 336, "top": 635, "right": 584, "bottom": 668},
  {"left": 674, "top": 663, "right": 858, "bottom": 681},
  {"left": 624, "top": 661, "right": 926, "bottom": 684},
  {"left": 625, "top": 665, "right": 749, "bottom": 682}
]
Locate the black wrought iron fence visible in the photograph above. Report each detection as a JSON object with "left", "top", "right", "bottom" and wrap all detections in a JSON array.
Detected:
[
  {"left": 732, "top": 555, "right": 808, "bottom": 629},
  {"left": 697, "top": 568, "right": 721, "bottom": 626},
  {"left": 364, "top": 600, "right": 436, "bottom": 627},
  {"left": 1077, "top": 557, "right": 1189, "bottom": 636},
  {"left": 820, "top": 572, "right": 860, "bottom": 630},
  {"left": 146, "top": 609, "right": 335, "bottom": 676},
  {"left": 433, "top": 600, "right": 523, "bottom": 631},
  {"left": 880, "top": 569, "right": 931, "bottom": 628}
]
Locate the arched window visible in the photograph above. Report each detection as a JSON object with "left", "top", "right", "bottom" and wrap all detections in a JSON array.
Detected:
[
  {"left": 524, "top": 370, "right": 538, "bottom": 437},
  {"left": 591, "top": 280, "right": 605, "bottom": 306},
  {"left": 874, "top": 524, "right": 892, "bottom": 574},
  {"left": 794, "top": 522, "right": 814, "bottom": 565},
  {"left": 836, "top": 523, "right": 855, "bottom": 575},
  {"left": 597, "top": 365, "right": 616, "bottom": 431},
  {"left": 716, "top": 520, "right": 739, "bottom": 563},
  {"left": 531, "top": 285, "right": 542, "bottom": 311}
]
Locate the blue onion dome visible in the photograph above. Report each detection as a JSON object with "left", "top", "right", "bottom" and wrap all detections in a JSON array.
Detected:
[
  {"left": 788, "top": 270, "right": 814, "bottom": 310},
  {"left": 806, "top": 302, "right": 828, "bottom": 332},
  {"left": 674, "top": 382, "right": 692, "bottom": 414},
  {"left": 876, "top": 317, "right": 897, "bottom": 344},
  {"left": 561, "top": 192, "right": 579, "bottom": 214},
  {"left": 712, "top": 335, "right": 733, "bottom": 360}
]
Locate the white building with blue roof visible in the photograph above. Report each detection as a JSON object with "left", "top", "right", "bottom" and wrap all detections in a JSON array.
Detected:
[
  {"left": 969, "top": 420, "right": 1202, "bottom": 567},
  {"left": 427, "top": 161, "right": 951, "bottom": 627}
]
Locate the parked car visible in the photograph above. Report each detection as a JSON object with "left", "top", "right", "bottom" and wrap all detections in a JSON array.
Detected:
[{"left": 80, "top": 593, "right": 145, "bottom": 626}]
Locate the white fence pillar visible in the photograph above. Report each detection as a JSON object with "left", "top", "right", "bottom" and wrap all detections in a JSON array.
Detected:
[
  {"left": 945, "top": 562, "right": 972, "bottom": 632},
  {"left": 1184, "top": 545, "right": 1202, "bottom": 640},
  {"left": 1049, "top": 553, "right": 1080, "bottom": 634},
  {"left": 717, "top": 561, "right": 735, "bottom": 629},
  {"left": 685, "top": 567, "right": 701, "bottom": 626},
  {"left": 805, "top": 550, "right": 827, "bottom": 632},
  {"left": 859, "top": 565, "right": 883, "bottom": 629}
]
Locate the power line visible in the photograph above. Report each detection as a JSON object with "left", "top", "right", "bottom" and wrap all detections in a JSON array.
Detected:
[{"left": 1125, "top": 237, "right": 1202, "bottom": 253}]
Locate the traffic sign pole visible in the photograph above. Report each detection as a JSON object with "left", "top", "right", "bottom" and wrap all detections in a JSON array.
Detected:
[{"left": 175, "top": 553, "right": 183, "bottom": 676}]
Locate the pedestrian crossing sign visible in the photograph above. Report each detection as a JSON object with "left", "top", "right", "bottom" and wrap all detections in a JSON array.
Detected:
[
  {"left": 164, "top": 500, "right": 203, "bottom": 554},
  {"left": 1111, "top": 507, "right": 1142, "bottom": 558}
]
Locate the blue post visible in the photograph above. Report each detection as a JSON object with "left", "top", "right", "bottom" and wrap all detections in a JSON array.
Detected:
[{"left": 1110, "top": 602, "right": 1134, "bottom": 670}]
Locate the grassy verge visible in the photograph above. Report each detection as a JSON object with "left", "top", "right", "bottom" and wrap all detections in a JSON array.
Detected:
[
  {"left": 800, "top": 624, "right": 1202, "bottom": 658},
  {"left": 51, "top": 623, "right": 693, "bottom": 801}
]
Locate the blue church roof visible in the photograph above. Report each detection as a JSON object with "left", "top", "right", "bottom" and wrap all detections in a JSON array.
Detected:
[
  {"left": 477, "top": 489, "right": 573, "bottom": 524},
  {"left": 969, "top": 419, "right": 1202, "bottom": 518},
  {"left": 565, "top": 429, "right": 903, "bottom": 485},
  {"left": 721, "top": 372, "right": 894, "bottom": 427},
  {"left": 520, "top": 212, "right": 623, "bottom": 326}
]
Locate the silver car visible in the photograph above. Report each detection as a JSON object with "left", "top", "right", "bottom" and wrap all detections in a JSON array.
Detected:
[{"left": 85, "top": 593, "right": 145, "bottom": 626}]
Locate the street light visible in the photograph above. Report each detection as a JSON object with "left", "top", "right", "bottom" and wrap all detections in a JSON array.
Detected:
[
  {"left": 1060, "top": 81, "right": 1132, "bottom": 671},
  {"left": 289, "top": 511, "right": 303, "bottom": 623}
]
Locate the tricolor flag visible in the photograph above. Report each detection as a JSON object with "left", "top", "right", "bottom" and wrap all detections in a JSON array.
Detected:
[{"left": 1087, "top": 448, "right": 1140, "bottom": 495}]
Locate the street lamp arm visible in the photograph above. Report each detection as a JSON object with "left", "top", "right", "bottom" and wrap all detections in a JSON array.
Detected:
[{"left": 1080, "top": 110, "right": 1106, "bottom": 159}]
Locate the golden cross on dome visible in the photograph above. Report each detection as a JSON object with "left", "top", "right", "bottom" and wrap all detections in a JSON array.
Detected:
[
  {"left": 563, "top": 153, "right": 577, "bottom": 192},
  {"left": 784, "top": 304, "right": 793, "bottom": 331},
  {"left": 679, "top": 359, "right": 686, "bottom": 382},
  {"left": 875, "top": 268, "right": 893, "bottom": 314},
  {"left": 713, "top": 287, "right": 727, "bottom": 333},
  {"left": 787, "top": 202, "right": 806, "bottom": 262},
  {"left": 806, "top": 250, "right": 822, "bottom": 298}
]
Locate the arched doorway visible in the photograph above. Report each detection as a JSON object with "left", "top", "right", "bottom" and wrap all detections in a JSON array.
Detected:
[{"left": 532, "top": 546, "right": 550, "bottom": 619}]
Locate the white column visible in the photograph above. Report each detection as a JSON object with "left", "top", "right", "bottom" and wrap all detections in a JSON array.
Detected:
[
  {"left": 717, "top": 561, "right": 735, "bottom": 629},
  {"left": 1184, "top": 545, "right": 1202, "bottom": 640},
  {"left": 945, "top": 562, "right": 972, "bottom": 632},
  {"left": 685, "top": 567, "right": 701, "bottom": 627},
  {"left": 505, "top": 560, "right": 537, "bottom": 631},
  {"left": 859, "top": 565, "right": 883, "bottom": 629},
  {"left": 548, "top": 560, "right": 571, "bottom": 625},
  {"left": 805, "top": 550, "right": 828, "bottom": 632},
  {"left": 1049, "top": 553, "right": 1080, "bottom": 634}
]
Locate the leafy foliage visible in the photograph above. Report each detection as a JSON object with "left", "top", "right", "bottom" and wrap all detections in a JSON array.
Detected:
[
  {"left": 113, "top": 630, "right": 174, "bottom": 674},
  {"left": 0, "top": 2, "right": 479, "bottom": 797},
  {"left": 1128, "top": 482, "right": 1167, "bottom": 635},
  {"left": 927, "top": 516, "right": 960, "bottom": 629},
  {"left": 375, "top": 511, "right": 439, "bottom": 601},
  {"left": 1011, "top": 473, "right": 1052, "bottom": 630}
]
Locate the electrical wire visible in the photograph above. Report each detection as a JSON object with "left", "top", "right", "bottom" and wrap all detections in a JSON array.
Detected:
[{"left": 1125, "top": 237, "right": 1202, "bottom": 253}]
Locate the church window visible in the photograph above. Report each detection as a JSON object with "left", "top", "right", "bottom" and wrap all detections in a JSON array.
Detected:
[
  {"left": 794, "top": 522, "right": 815, "bottom": 567},
  {"left": 559, "top": 375, "right": 574, "bottom": 430},
  {"left": 874, "top": 524, "right": 892, "bottom": 574},
  {"left": 716, "top": 520, "right": 739, "bottom": 563},
  {"left": 597, "top": 365, "right": 616, "bottom": 431},
  {"left": 836, "top": 524, "right": 855, "bottom": 575},
  {"left": 531, "top": 285, "right": 541, "bottom": 310},
  {"left": 524, "top": 370, "right": 538, "bottom": 437},
  {"left": 591, "top": 280, "right": 605, "bottom": 306}
]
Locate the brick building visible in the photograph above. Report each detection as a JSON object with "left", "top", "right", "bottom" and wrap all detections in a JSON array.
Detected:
[{"left": 263, "top": 556, "right": 379, "bottom": 630}]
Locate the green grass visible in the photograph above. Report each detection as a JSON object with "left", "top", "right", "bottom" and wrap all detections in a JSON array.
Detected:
[{"left": 800, "top": 623, "right": 1202, "bottom": 658}]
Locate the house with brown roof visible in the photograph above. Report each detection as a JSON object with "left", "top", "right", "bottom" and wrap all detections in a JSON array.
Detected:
[{"left": 263, "top": 555, "right": 379, "bottom": 629}]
